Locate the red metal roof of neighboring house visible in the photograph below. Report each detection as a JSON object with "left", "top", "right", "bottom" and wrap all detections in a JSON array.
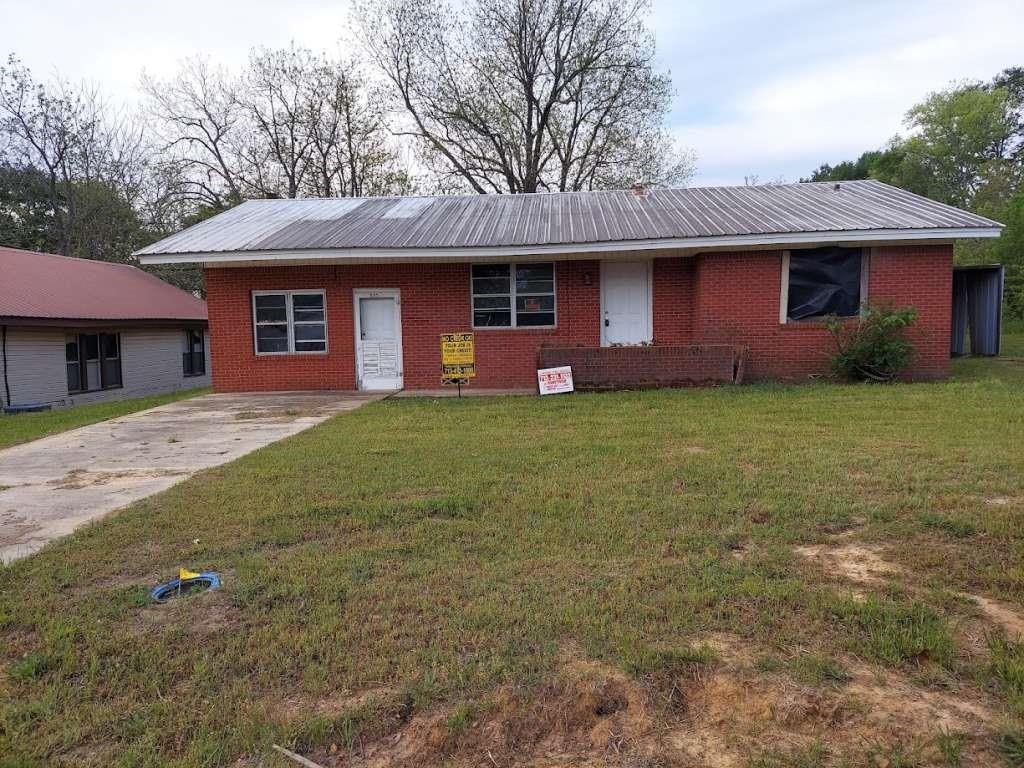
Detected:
[{"left": 0, "top": 246, "right": 207, "bottom": 322}]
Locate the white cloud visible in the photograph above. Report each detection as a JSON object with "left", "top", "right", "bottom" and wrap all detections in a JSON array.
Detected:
[
  {"left": 2, "top": 0, "right": 1022, "bottom": 188},
  {"left": 675, "top": 0, "right": 1024, "bottom": 185}
]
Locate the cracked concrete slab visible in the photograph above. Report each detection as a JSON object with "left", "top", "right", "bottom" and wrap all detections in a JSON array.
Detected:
[{"left": 0, "top": 391, "right": 384, "bottom": 563}]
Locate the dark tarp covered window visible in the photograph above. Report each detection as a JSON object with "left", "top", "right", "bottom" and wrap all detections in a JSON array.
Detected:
[{"left": 786, "top": 246, "right": 863, "bottom": 321}]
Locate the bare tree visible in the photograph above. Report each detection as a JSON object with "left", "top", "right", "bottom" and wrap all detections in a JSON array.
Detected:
[
  {"left": 304, "top": 56, "right": 412, "bottom": 197},
  {"left": 141, "top": 58, "right": 243, "bottom": 208},
  {"left": 235, "top": 46, "right": 315, "bottom": 198},
  {"left": 1, "top": 55, "right": 151, "bottom": 258},
  {"left": 356, "top": 0, "right": 692, "bottom": 193},
  {"left": 1, "top": 55, "right": 89, "bottom": 252},
  {"left": 144, "top": 48, "right": 411, "bottom": 203}
]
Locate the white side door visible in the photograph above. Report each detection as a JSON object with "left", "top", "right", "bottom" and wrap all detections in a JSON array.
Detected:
[
  {"left": 601, "top": 260, "right": 652, "bottom": 346},
  {"left": 354, "top": 290, "right": 403, "bottom": 390}
]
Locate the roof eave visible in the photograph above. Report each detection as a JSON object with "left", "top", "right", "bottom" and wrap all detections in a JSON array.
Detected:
[
  {"left": 0, "top": 316, "right": 208, "bottom": 328},
  {"left": 135, "top": 226, "right": 1003, "bottom": 266}
]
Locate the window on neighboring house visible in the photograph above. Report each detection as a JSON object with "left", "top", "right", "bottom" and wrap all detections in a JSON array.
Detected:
[
  {"left": 183, "top": 329, "right": 206, "bottom": 376},
  {"left": 100, "top": 332, "right": 122, "bottom": 388},
  {"left": 253, "top": 290, "right": 327, "bottom": 354},
  {"left": 65, "top": 332, "right": 122, "bottom": 392},
  {"left": 66, "top": 339, "right": 82, "bottom": 392},
  {"left": 783, "top": 247, "right": 866, "bottom": 322},
  {"left": 472, "top": 263, "right": 555, "bottom": 328}
]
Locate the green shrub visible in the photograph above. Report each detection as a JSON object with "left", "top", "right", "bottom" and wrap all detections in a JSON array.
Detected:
[{"left": 825, "top": 304, "right": 918, "bottom": 382}]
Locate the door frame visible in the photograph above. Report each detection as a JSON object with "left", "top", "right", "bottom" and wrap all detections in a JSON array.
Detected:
[
  {"left": 353, "top": 288, "right": 404, "bottom": 390},
  {"left": 599, "top": 259, "right": 653, "bottom": 347}
]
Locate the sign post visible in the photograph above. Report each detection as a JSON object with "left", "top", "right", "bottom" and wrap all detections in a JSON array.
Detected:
[{"left": 440, "top": 333, "right": 475, "bottom": 396}]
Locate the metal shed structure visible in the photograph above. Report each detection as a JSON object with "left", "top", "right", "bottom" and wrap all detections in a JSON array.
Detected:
[{"left": 951, "top": 265, "right": 1005, "bottom": 356}]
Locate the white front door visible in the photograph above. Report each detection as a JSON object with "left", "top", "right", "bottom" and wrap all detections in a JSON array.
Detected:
[
  {"left": 601, "top": 260, "right": 652, "bottom": 346},
  {"left": 354, "top": 290, "right": 403, "bottom": 390}
]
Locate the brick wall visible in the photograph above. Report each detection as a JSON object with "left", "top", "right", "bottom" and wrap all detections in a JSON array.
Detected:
[
  {"left": 537, "top": 344, "right": 745, "bottom": 389},
  {"left": 686, "top": 244, "right": 952, "bottom": 380},
  {"left": 204, "top": 260, "right": 600, "bottom": 392},
  {"left": 866, "top": 245, "right": 952, "bottom": 379},
  {"left": 204, "top": 244, "right": 952, "bottom": 391},
  {"left": 652, "top": 256, "right": 697, "bottom": 343}
]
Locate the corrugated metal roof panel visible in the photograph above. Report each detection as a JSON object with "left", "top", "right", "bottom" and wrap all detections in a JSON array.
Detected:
[{"left": 135, "top": 180, "right": 1003, "bottom": 258}]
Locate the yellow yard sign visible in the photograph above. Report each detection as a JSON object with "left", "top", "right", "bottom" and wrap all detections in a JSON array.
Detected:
[{"left": 440, "top": 332, "right": 476, "bottom": 380}]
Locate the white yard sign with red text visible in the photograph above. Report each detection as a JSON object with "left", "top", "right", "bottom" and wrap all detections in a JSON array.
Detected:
[{"left": 537, "top": 366, "right": 574, "bottom": 395}]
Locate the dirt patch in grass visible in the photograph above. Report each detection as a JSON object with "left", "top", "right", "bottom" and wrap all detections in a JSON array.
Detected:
[
  {"left": 985, "top": 495, "right": 1021, "bottom": 507},
  {"left": 795, "top": 541, "right": 1024, "bottom": 642},
  {"left": 794, "top": 542, "right": 902, "bottom": 586},
  {"left": 301, "top": 640, "right": 1003, "bottom": 768},
  {"left": 972, "top": 596, "right": 1024, "bottom": 640},
  {"left": 131, "top": 587, "right": 239, "bottom": 638},
  {"left": 275, "top": 687, "right": 397, "bottom": 724}
]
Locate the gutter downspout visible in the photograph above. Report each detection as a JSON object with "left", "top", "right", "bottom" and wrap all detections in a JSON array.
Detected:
[{"left": 1, "top": 325, "right": 9, "bottom": 409}]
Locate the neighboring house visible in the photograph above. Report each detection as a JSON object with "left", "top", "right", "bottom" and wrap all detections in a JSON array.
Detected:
[
  {"left": 0, "top": 247, "right": 210, "bottom": 409},
  {"left": 135, "top": 181, "right": 1001, "bottom": 392}
]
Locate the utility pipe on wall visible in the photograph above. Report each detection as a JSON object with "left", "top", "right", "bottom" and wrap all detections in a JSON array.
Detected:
[{"left": 1, "top": 325, "right": 10, "bottom": 409}]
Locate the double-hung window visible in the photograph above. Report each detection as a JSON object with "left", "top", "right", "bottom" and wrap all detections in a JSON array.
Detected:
[
  {"left": 471, "top": 263, "right": 555, "bottom": 328},
  {"left": 782, "top": 246, "right": 867, "bottom": 322},
  {"left": 253, "top": 290, "right": 327, "bottom": 354},
  {"left": 183, "top": 329, "right": 206, "bottom": 376},
  {"left": 65, "top": 332, "right": 122, "bottom": 393}
]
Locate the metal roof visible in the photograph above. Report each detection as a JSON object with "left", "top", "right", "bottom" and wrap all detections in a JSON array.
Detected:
[
  {"left": 135, "top": 180, "right": 1002, "bottom": 263},
  {"left": 0, "top": 247, "right": 208, "bottom": 322}
]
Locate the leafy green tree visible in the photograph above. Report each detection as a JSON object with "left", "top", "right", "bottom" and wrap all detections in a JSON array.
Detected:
[
  {"left": 803, "top": 150, "right": 885, "bottom": 182},
  {"left": 803, "top": 69, "right": 1024, "bottom": 317},
  {"left": 800, "top": 141, "right": 931, "bottom": 195},
  {"left": 0, "top": 164, "right": 54, "bottom": 251},
  {"left": 135, "top": 202, "right": 234, "bottom": 296},
  {"left": 903, "top": 84, "right": 1018, "bottom": 208},
  {"left": 986, "top": 190, "right": 1024, "bottom": 318},
  {"left": 63, "top": 180, "right": 146, "bottom": 262}
]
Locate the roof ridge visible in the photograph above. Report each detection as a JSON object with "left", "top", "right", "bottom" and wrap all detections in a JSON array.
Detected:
[
  {"left": 234, "top": 178, "right": 896, "bottom": 205},
  {"left": 0, "top": 246, "right": 143, "bottom": 270}
]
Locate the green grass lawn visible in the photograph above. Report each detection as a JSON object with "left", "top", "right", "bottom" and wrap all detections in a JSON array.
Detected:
[
  {"left": 1003, "top": 318, "right": 1024, "bottom": 357},
  {"left": 0, "top": 388, "right": 210, "bottom": 450},
  {"left": 1, "top": 358, "right": 1024, "bottom": 767}
]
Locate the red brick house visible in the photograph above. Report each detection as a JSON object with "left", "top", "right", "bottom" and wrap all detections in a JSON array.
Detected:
[{"left": 136, "top": 181, "right": 1002, "bottom": 392}]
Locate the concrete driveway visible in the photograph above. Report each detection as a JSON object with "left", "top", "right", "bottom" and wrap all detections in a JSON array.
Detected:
[{"left": 0, "top": 391, "right": 384, "bottom": 563}]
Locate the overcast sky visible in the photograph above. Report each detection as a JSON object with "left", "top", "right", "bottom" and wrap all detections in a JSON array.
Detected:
[{"left": 3, "top": 0, "right": 1022, "bottom": 187}]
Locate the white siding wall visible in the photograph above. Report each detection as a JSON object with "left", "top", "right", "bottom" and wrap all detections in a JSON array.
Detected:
[
  {"left": 1, "top": 326, "right": 211, "bottom": 409},
  {"left": 0, "top": 328, "right": 68, "bottom": 406}
]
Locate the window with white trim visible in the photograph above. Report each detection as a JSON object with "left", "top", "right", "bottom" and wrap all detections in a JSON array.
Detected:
[
  {"left": 253, "top": 290, "right": 327, "bottom": 353},
  {"left": 472, "top": 263, "right": 555, "bottom": 328},
  {"left": 782, "top": 247, "right": 867, "bottom": 322}
]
